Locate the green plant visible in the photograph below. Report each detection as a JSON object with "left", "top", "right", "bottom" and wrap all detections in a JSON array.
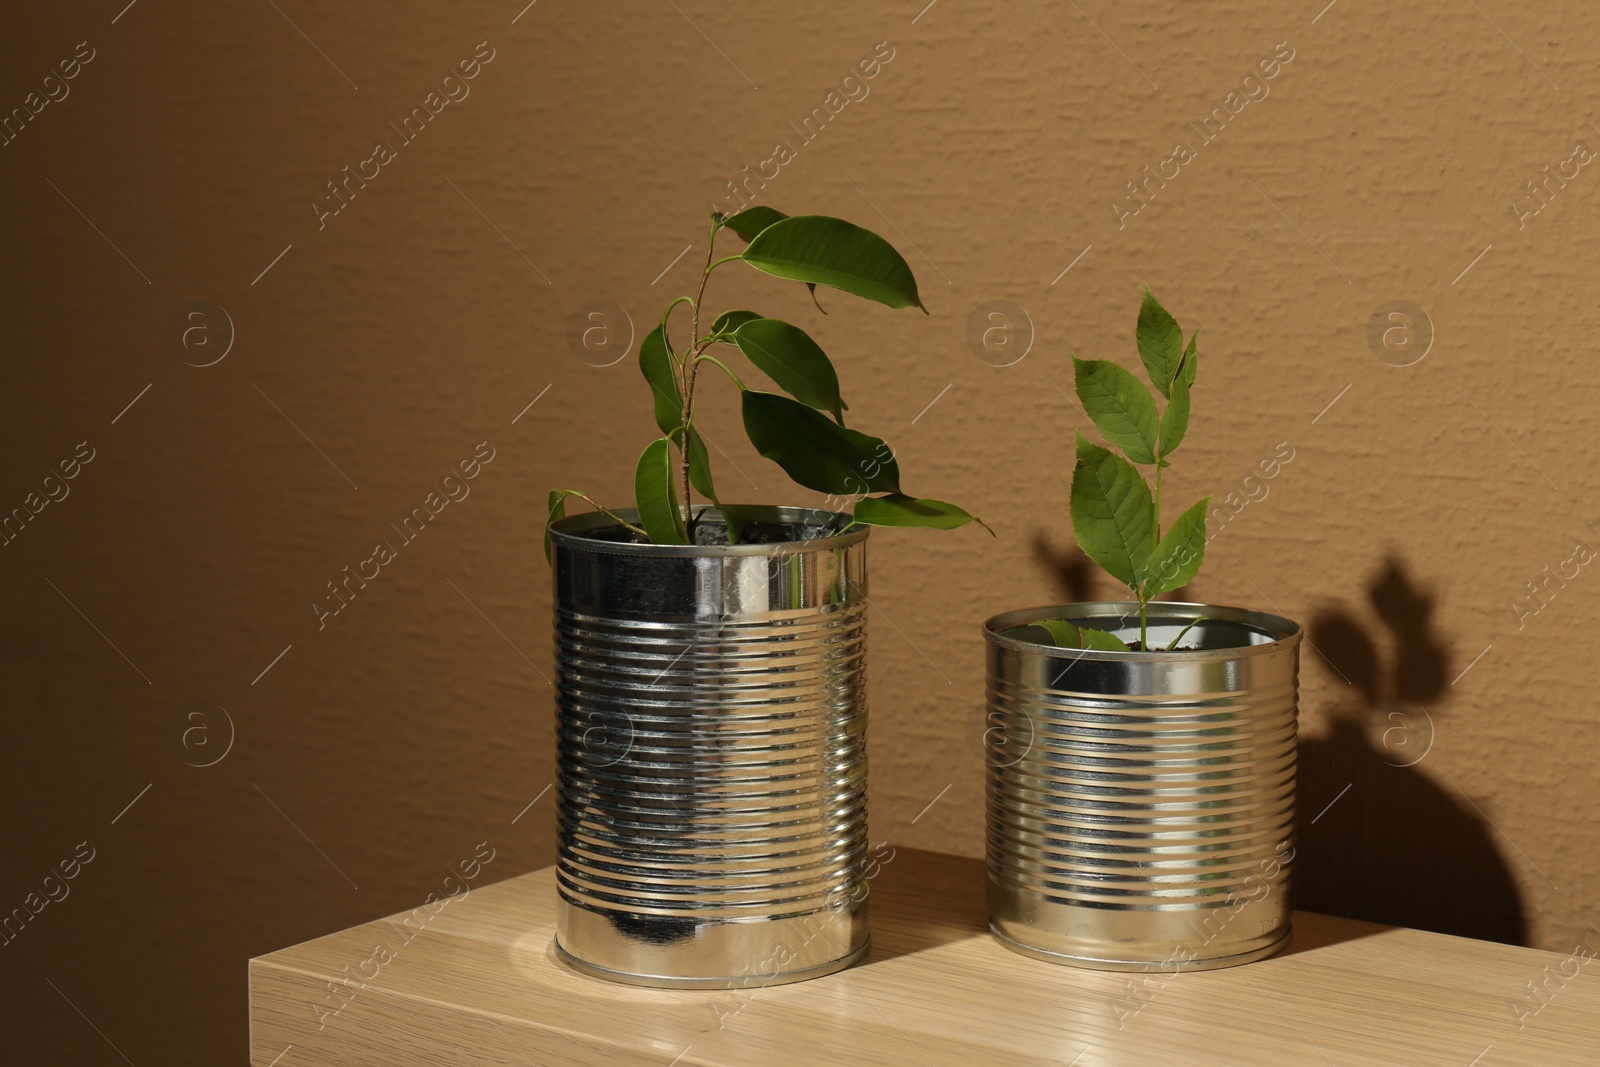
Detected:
[
  {"left": 1038, "top": 289, "right": 1210, "bottom": 652},
  {"left": 545, "top": 205, "right": 989, "bottom": 556}
]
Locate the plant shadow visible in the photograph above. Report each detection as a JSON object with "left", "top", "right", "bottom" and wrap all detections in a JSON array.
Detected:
[
  {"left": 1032, "top": 530, "right": 1199, "bottom": 606},
  {"left": 1296, "top": 555, "right": 1528, "bottom": 945},
  {"left": 1031, "top": 531, "right": 1097, "bottom": 602}
]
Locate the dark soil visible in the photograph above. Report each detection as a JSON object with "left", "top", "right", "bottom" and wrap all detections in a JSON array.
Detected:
[
  {"left": 581, "top": 517, "right": 843, "bottom": 547},
  {"left": 1007, "top": 624, "right": 1208, "bottom": 652},
  {"left": 722, "top": 522, "right": 789, "bottom": 545}
]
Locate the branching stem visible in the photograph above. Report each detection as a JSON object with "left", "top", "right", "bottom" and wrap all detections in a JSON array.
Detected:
[
  {"left": 570, "top": 492, "right": 648, "bottom": 538},
  {"left": 680, "top": 223, "right": 725, "bottom": 541},
  {"left": 660, "top": 295, "right": 693, "bottom": 357},
  {"left": 693, "top": 353, "right": 746, "bottom": 391},
  {"left": 1146, "top": 457, "right": 1161, "bottom": 651},
  {"left": 1163, "top": 615, "right": 1207, "bottom": 652}
]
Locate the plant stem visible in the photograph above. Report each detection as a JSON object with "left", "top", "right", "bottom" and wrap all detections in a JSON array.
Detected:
[
  {"left": 693, "top": 353, "right": 747, "bottom": 391},
  {"left": 1162, "top": 616, "right": 1208, "bottom": 652},
  {"left": 659, "top": 295, "right": 693, "bottom": 356},
  {"left": 679, "top": 223, "right": 721, "bottom": 542},
  {"left": 1143, "top": 457, "right": 1162, "bottom": 651},
  {"left": 571, "top": 492, "right": 649, "bottom": 538},
  {"left": 1152, "top": 460, "right": 1163, "bottom": 548}
]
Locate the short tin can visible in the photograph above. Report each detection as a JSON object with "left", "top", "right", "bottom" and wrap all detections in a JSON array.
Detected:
[{"left": 984, "top": 602, "right": 1300, "bottom": 971}]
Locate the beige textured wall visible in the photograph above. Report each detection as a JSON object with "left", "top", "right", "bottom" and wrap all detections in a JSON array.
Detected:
[{"left": 3, "top": 0, "right": 1598, "bottom": 1061}]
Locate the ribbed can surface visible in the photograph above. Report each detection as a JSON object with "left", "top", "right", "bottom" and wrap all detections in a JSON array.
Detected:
[
  {"left": 984, "top": 603, "right": 1300, "bottom": 971},
  {"left": 550, "top": 506, "right": 870, "bottom": 988}
]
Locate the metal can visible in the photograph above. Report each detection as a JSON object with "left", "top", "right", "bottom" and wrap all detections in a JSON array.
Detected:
[
  {"left": 984, "top": 602, "right": 1300, "bottom": 971},
  {"left": 549, "top": 506, "right": 870, "bottom": 988}
]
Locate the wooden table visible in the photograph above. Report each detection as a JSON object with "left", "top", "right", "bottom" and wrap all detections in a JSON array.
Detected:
[{"left": 249, "top": 849, "right": 1600, "bottom": 1065}]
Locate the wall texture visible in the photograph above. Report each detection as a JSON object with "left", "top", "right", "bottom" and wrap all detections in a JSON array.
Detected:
[{"left": 3, "top": 1, "right": 1598, "bottom": 1061}]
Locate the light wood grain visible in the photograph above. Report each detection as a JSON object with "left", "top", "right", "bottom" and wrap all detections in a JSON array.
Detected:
[{"left": 249, "top": 849, "right": 1600, "bottom": 1065}]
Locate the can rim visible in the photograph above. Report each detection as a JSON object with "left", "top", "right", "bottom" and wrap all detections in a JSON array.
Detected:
[
  {"left": 983, "top": 601, "right": 1301, "bottom": 660},
  {"left": 549, "top": 505, "right": 868, "bottom": 557}
]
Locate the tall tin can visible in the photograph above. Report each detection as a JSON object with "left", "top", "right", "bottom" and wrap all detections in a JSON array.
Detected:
[
  {"left": 984, "top": 602, "right": 1300, "bottom": 971},
  {"left": 549, "top": 506, "right": 870, "bottom": 988}
]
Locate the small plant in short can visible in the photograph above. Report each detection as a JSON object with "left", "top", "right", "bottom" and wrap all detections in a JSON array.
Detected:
[{"left": 1037, "top": 289, "right": 1210, "bottom": 652}]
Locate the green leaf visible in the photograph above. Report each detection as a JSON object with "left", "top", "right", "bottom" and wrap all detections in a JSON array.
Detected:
[
  {"left": 710, "top": 210, "right": 823, "bottom": 309},
  {"left": 710, "top": 309, "right": 762, "bottom": 342},
  {"left": 1034, "top": 618, "right": 1082, "bottom": 647},
  {"left": 1159, "top": 357, "right": 1191, "bottom": 457},
  {"left": 544, "top": 488, "right": 578, "bottom": 563},
  {"left": 1074, "top": 356, "right": 1159, "bottom": 465},
  {"left": 742, "top": 216, "right": 924, "bottom": 311},
  {"left": 639, "top": 325, "right": 682, "bottom": 434},
  {"left": 1069, "top": 432, "right": 1154, "bottom": 591},
  {"left": 683, "top": 426, "right": 717, "bottom": 503},
  {"left": 1142, "top": 497, "right": 1211, "bottom": 599},
  {"left": 633, "top": 437, "right": 687, "bottom": 544},
  {"left": 733, "top": 318, "right": 847, "bottom": 423},
  {"left": 717, "top": 205, "right": 789, "bottom": 242},
  {"left": 741, "top": 390, "right": 900, "bottom": 495},
  {"left": 852, "top": 493, "right": 992, "bottom": 534},
  {"left": 1136, "top": 287, "right": 1184, "bottom": 398},
  {"left": 1033, "top": 618, "right": 1132, "bottom": 651},
  {"left": 1078, "top": 626, "right": 1134, "bottom": 652}
]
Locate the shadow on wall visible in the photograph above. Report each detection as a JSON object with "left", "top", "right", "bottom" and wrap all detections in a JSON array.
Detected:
[
  {"left": 1297, "top": 557, "right": 1528, "bottom": 946},
  {"left": 1031, "top": 532, "right": 1190, "bottom": 607},
  {"left": 1027, "top": 537, "right": 1525, "bottom": 942},
  {"left": 1031, "top": 532, "right": 1097, "bottom": 603}
]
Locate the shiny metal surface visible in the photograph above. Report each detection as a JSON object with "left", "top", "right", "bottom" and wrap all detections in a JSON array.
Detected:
[
  {"left": 983, "top": 602, "right": 1300, "bottom": 971},
  {"left": 549, "top": 506, "right": 870, "bottom": 988}
]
